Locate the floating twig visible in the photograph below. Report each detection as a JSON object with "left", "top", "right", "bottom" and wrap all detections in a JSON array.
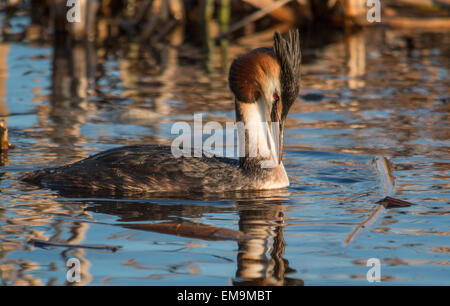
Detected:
[
  {"left": 243, "top": 0, "right": 296, "bottom": 23},
  {"left": 344, "top": 156, "right": 417, "bottom": 247},
  {"left": 373, "top": 156, "right": 396, "bottom": 196},
  {"left": 28, "top": 238, "right": 122, "bottom": 252},
  {"left": 344, "top": 204, "right": 385, "bottom": 247}
]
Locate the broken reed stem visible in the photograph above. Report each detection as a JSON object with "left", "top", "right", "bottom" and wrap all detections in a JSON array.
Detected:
[
  {"left": 124, "top": 221, "right": 248, "bottom": 241},
  {"left": 373, "top": 156, "right": 396, "bottom": 196},
  {"left": 343, "top": 156, "right": 417, "bottom": 247},
  {"left": 216, "top": 0, "right": 293, "bottom": 40},
  {"left": 343, "top": 156, "right": 395, "bottom": 246},
  {"left": 344, "top": 204, "right": 385, "bottom": 247}
]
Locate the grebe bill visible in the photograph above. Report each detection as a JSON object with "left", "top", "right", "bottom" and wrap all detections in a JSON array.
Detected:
[{"left": 21, "top": 30, "right": 301, "bottom": 195}]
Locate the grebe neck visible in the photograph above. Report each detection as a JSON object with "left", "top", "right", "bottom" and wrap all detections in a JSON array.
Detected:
[{"left": 235, "top": 99, "right": 281, "bottom": 171}]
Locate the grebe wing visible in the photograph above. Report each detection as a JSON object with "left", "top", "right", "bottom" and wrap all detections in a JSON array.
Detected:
[{"left": 21, "top": 145, "right": 243, "bottom": 194}]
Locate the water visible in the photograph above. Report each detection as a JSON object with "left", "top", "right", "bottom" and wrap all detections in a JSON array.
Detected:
[{"left": 0, "top": 23, "right": 448, "bottom": 285}]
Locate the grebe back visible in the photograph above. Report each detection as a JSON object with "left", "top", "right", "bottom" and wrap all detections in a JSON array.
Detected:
[{"left": 21, "top": 31, "right": 301, "bottom": 195}]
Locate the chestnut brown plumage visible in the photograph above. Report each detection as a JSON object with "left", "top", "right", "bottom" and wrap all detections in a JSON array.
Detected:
[{"left": 228, "top": 47, "right": 277, "bottom": 103}]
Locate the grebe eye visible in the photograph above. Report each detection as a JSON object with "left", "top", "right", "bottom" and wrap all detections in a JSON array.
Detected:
[{"left": 273, "top": 93, "right": 280, "bottom": 102}]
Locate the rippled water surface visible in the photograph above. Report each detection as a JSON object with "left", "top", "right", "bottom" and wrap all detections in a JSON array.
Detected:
[{"left": 0, "top": 23, "right": 449, "bottom": 285}]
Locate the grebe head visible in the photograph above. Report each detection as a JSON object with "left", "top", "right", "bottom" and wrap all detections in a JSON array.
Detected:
[{"left": 228, "top": 30, "right": 301, "bottom": 165}]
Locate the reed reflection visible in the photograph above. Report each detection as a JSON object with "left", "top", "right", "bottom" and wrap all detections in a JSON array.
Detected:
[
  {"left": 83, "top": 194, "right": 303, "bottom": 286},
  {"left": 345, "top": 28, "right": 366, "bottom": 89},
  {"left": 44, "top": 38, "right": 97, "bottom": 161},
  {"left": 0, "top": 194, "right": 92, "bottom": 285},
  {"left": 234, "top": 199, "right": 302, "bottom": 286},
  {"left": 0, "top": 42, "right": 9, "bottom": 166}
]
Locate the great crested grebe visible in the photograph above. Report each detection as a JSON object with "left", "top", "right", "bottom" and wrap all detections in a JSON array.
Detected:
[{"left": 21, "top": 30, "right": 301, "bottom": 195}]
